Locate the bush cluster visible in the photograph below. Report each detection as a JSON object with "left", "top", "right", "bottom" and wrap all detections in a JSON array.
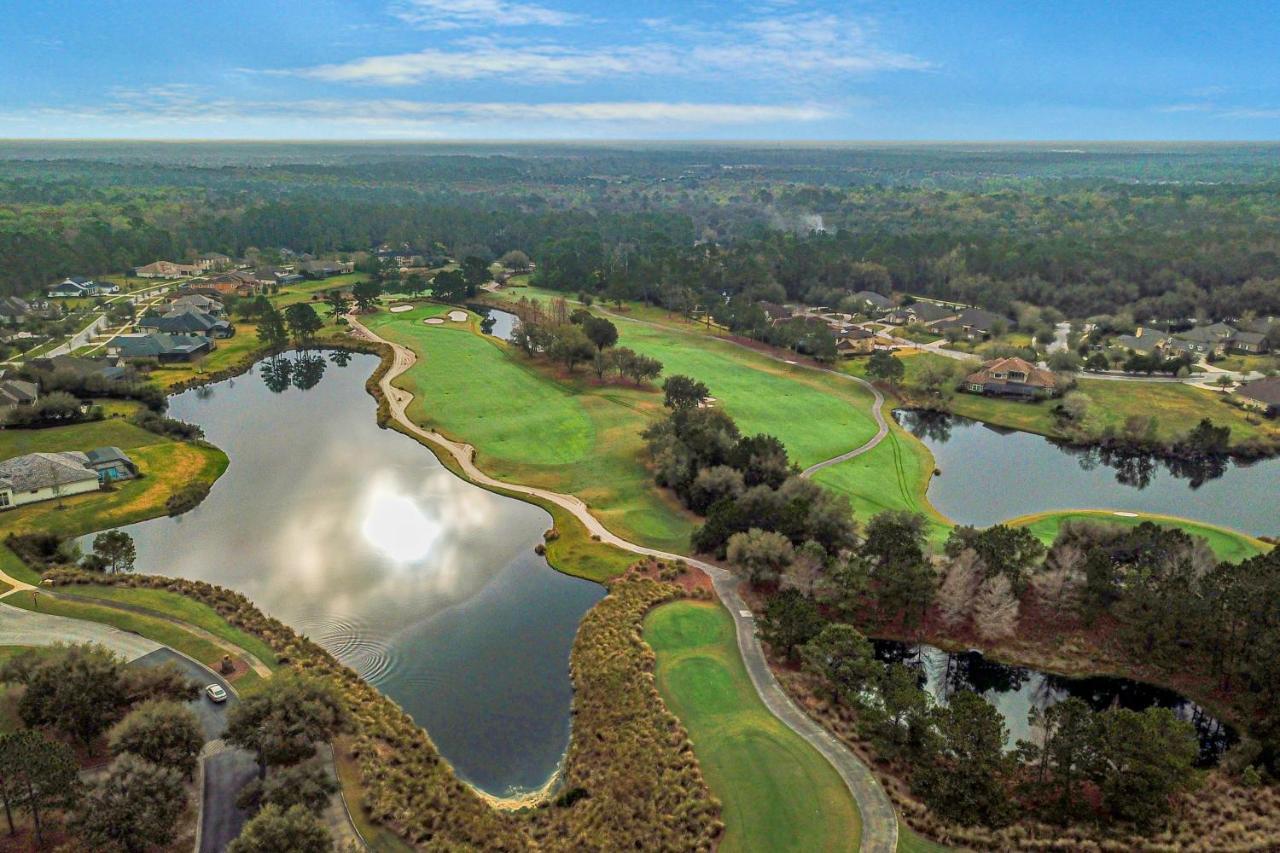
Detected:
[{"left": 40, "top": 567, "right": 721, "bottom": 851}]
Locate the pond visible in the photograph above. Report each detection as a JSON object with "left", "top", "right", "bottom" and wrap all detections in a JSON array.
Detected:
[
  {"left": 874, "top": 640, "right": 1236, "bottom": 765},
  {"left": 898, "top": 410, "right": 1279, "bottom": 535},
  {"left": 94, "top": 350, "right": 605, "bottom": 797},
  {"left": 479, "top": 307, "right": 519, "bottom": 342}
]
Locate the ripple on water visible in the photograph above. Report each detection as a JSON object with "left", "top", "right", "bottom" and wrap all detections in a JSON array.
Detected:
[{"left": 294, "top": 614, "right": 399, "bottom": 685}]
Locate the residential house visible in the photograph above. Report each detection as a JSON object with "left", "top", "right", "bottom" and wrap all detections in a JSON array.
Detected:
[
  {"left": 1173, "top": 322, "right": 1236, "bottom": 357},
  {"left": 0, "top": 296, "right": 31, "bottom": 324},
  {"left": 28, "top": 354, "right": 130, "bottom": 383},
  {"left": 107, "top": 333, "right": 213, "bottom": 363},
  {"left": 849, "top": 290, "right": 894, "bottom": 313},
  {"left": 884, "top": 302, "right": 955, "bottom": 326},
  {"left": 167, "top": 294, "right": 224, "bottom": 316},
  {"left": 1227, "top": 330, "right": 1268, "bottom": 354},
  {"left": 84, "top": 447, "right": 137, "bottom": 482},
  {"left": 137, "top": 308, "right": 234, "bottom": 338},
  {"left": 1113, "top": 328, "right": 1167, "bottom": 356},
  {"left": 835, "top": 327, "right": 876, "bottom": 357},
  {"left": 197, "top": 252, "right": 233, "bottom": 271},
  {"left": 964, "top": 356, "right": 1060, "bottom": 400},
  {"left": 1233, "top": 377, "right": 1280, "bottom": 418},
  {"left": 134, "top": 260, "right": 201, "bottom": 278},
  {"left": 0, "top": 451, "right": 101, "bottom": 509},
  {"left": 299, "top": 259, "right": 354, "bottom": 279},
  {"left": 760, "top": 302, "right": 793, "bottom": 324},
  {"left": 934, "top": 307, "right": 1008, "bottom": 341},
  {"left": 47, "top": 276, "right": 117, "bottom": 298},
  {"left": 184, "top": 272, "right": 259, "bottom": 299},
  {"left": 0, "top": 379, "right": 38, "bottom": 418}
]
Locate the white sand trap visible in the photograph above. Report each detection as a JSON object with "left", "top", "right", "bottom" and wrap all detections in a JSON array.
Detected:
[
  {"left": 1113, "top": 511, "right": 1139, "bottom": 517},
  {"left": 447, "top": 310, "right": 468, "bottom": 322},
  {"left": 389, "top": 304, "right": 413, "bottom": 313},
  {"left": 423, "top": 317, "right": 445, "bottom": 325}
]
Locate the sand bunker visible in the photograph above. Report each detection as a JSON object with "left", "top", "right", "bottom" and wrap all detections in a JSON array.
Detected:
[
  {"left": 447, "top": 310, "right": 468, "bottom": 322},
  {"left": 389, "top": 304, "right": 413, "bottom": 313},
  {"left": 423, "top": 317, "right": 445, "bottom": 325}
]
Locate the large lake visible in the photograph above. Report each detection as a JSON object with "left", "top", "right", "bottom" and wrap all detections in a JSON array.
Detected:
[
  {"left": 899, "top": 411, "right": 1279, "bottom": 535},
  {"left": 98, "top": 351, "right": 604, "bottom": 796}
]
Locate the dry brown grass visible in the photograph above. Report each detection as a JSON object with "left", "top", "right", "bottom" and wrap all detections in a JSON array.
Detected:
[{"left": 42, "top": 565, "right": 721, "bottom": 851}]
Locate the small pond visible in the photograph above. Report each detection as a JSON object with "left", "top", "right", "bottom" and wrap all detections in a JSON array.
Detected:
[
  {"left": 874, "top": 641, "right": 1236, "bottom": 765},
  {"left": 93, "top": 350, "right": 605, "bottom": 796},
  {"left": 898, "top": 410, "right": 1279, "bottom": 535},
  {"left": 479, "top": 307, "right": 519, "bottom": 342}
]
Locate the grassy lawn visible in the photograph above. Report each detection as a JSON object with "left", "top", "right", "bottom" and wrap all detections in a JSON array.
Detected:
[
  {"left": 367, "top": 304, "right": 696, "bottom": 552},
  {"left": 54, "top": 585, "right": 279, "bottom": 668},
  {"left": 0, "top": 418, "right": 160, "bottom": 456},
  {"left": 0, "top": 440, "right": 226, "bottom": 539},
  {"left": 1009, "top": 509, "right": 1268, "bottom": 563},
  {"left": 645, "top": 600, "right": 860, "bottom": 853},
  {"left": 811, "top": 422, "right": 951, "bottom": 542},
  {"left": 3, "top": 591, "right": 264, "bottom": 692},
  {"left": 272, "top": 273, "right": 370, "bottom": 309},
  {"left": 370, "top": 299, "right": 887, "bottom": 552},
  {"left": 944, "top": 369, "right": 1279, "bottom": 449},
  {"left": 147, "top": 325, "right": 264, "bottom": 388}
]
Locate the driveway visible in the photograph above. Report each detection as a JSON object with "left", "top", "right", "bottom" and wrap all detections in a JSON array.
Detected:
[
  {"left": 130, "top": 647, "right": 235, "bottom": 742},
  {"left": 0, "top": 600, "right": 161, "bottom": 661},
  {"left": 200, "top": 747, "right": 258, "bottom": 853},
  {"left": 129, "top": 648, "right": 258, "bottom": 853}
]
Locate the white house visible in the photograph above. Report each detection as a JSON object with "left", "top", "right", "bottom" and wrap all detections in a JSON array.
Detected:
[{"left": 0, "top": 451, "right": 101, "bottom": 509}]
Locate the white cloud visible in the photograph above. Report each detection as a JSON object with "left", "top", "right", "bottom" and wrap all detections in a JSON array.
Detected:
[
  {"left": 392, "top": 0, "right": 582, "bottom": 30},
  {"left": 280, "top": 9, "right": 929, "bottom": 86},
  {"left": 0, "top": 90, "right": 838, "bottom": 138},
  {"left": 289, "top": 39, "right": 675, "bottom": 85}
]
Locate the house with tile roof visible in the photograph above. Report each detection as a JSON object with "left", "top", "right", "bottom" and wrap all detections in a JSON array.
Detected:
[
  {"left": 964, "top": 356, "right": 1061, "bottom": 400},
  {"left": 0, "top": 451, "right": 101, "bottom": 509}
]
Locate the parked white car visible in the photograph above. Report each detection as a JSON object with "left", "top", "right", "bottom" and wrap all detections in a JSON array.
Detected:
[{"left": 205, "top": 684, "right": 228, "bottom": 703}]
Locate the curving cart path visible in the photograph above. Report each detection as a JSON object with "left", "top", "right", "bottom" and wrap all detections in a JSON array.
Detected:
[{"left": 349, "top": 315, "right": 899, "bottom": 853}]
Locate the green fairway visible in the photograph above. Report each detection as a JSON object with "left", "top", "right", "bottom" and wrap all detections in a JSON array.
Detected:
[
  {"left": 812, "top": 421, "right": 951, "bottom": 542},
  {"left": 645, "top": 600, "right": 860, "bottom": 853},
  {"left": 613, "top": 321, "right": 882, "bottom": 470},
  {"left": 365, "top": 304, "right": 696, "bottom": 552},
  {"left": 1008, "top": 509, "right": 1268, "bottom": 563}
]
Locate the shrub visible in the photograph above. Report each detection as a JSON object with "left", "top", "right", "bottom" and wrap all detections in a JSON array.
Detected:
[{"left": 166, "top": 482, "right": 210, "bottom": 516}]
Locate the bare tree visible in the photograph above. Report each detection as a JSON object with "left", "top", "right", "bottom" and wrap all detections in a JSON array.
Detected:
[
  {"left": 936, "top": 548, "right": 984, "bottom": 629},
  {"left": 1032, "top": 543, "right": 1085, "bottom": 615},
  {"left": 782, "top": 540, "right": 828, "bottom": 598},
  {"left": 973, "top": 574, "right": 1020, "bottom": 640}
]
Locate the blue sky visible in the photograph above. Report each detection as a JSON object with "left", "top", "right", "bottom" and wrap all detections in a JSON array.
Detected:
[{"left": 2, "top": 0, "right": 1279, "bottom": 139}]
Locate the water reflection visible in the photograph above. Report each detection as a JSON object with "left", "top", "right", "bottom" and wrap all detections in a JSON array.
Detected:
[
  {"left": 95, "top": 352, "right": 605, "bottom": 795},
  {"left": 478, "top": 307, "right": 519, "bottom": 341},
  {"left": 897, "top": 410, "right": 1278, "bottom": 534},
  {"left": 874, "top": 641, "right": 1236, "bottom": 764}
]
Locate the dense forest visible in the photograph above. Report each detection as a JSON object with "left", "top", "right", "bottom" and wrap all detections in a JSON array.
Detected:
[{"left": 2, "top": 142, "right": 1279, "bottom": 321}]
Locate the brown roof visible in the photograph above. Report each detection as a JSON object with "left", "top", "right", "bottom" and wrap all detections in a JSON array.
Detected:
[
  {"left": 965, "top": 356, "right": 1058, "bottom": 390},
  {"left": 1236, "top": 376, "right": 1280, "bottom": 407}
]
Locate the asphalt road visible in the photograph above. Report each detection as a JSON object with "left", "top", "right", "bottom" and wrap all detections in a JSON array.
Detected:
[
  {"left": 130, "top": 647, "right": 235, "bottom": 741},
  {"left": 130, "top": 648, "right": 257, "bottom": 852},
  {"left": 0, "top": 601, "right": 161, "bottom": 661},
  {"left": 201, "top": 749, "right": 258, "bottom": 853}
]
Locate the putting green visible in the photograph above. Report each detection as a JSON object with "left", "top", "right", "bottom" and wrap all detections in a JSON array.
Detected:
[
  {"left": 645, "top": 601, "right": 860, "bottom": 853},
  {"left": 1008, "top": 509, "right": 1268, "bottom": 563}
]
